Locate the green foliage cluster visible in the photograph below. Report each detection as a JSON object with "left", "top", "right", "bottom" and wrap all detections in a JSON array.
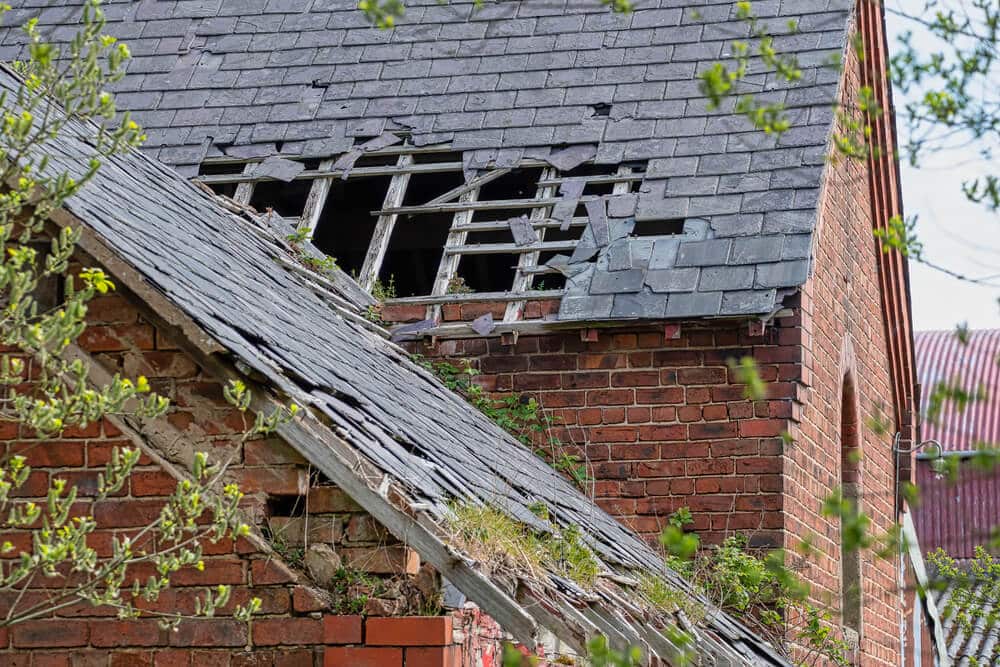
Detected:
[
  {"left": 445, "top": 275, "right": 474, "bottom": 295},
  {"left": 927, "top": 546, "right": 1000, "bottom": 665},
  {"left": 889, "top": 1, "right": 999, "bottom": 209},
  {"left": 0, "top": 0, "right": 303, "bottom": 630},
  {"left": 329, "top": 565, "right": 385, "bottom": 615},
  {"left": 698, "top": 1, "right": 802, "bottom": 134},
  {"left": 653, "top": 509, "right": 851, "bottom": 666},
  {"left": 416, "top": 356, "right": 590, "bottom": 487},
  {"left": 285, "top": 226, "right": 337, "bottom": 273},
  {"left": 446, "top": 501, "right": 600, "bottom": 589}
]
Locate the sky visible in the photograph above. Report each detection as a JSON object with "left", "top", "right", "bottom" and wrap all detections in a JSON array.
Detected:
[{"left": 886, "top": 8, "right": 1000, "bottom": 333}]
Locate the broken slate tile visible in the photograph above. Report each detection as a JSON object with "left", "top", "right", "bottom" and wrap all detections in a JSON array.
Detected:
[
  {"left": 609, "top": 218, "right": 636, "bottom": 241},
  {"left": 359, "top": 132, "right": 403, "bottom": 152},
  {"left": 630, "top": 239, "right": 654, "bottom": 268},
  {"left": 509, "top": 216, "right": 537, "bottom": 246},
  {"left": 470, "top": 312, "right": 496, "bottom": 336},
  {"left": 589, "top": 268, "right": 645, "bottom": 294},
  {"left": 647, "top": 237, "right": 681, "bottom": 269},
  {"left": 554, "top": 178, "right": 586, "bottom": 229},
  {"left": 645, "top": 267, "right": 699, "bottom": 293},
  {"left": 389, "top": 319, "right": 436, "bottom": 341},
  {"left": 564, "top": 264, "right": 596, "bottom": 292},
  {"left": 606, "top": 239, "right": 632, "bottom": 271},
  {"left": 252, "top": 155, "right": 305, "bottom": 182},
  {"left": 569, "top": 242, "right": 599, "bottom": 264},
  {"left": 545, "top": 254, "right": 574, "bottom": 277},
  {"left": 558, "top": 294, "right": 614, "bottom": 320},
  {"left": 546, "top": 144, "right": 597, "bottom": 171},
  {"left": 585, "top": 198, "right": 610, "bottom": 246},
  {"left": 333, "top": 149, "right": 362, "bottom": 179},
  {"left": 611, "top": 290, "right": 667, "bottom": 319}
]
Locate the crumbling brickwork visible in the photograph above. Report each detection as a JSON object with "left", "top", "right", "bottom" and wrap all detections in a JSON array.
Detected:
[{"left": 0, "top": 258, "right": 463, "bottom": 666}]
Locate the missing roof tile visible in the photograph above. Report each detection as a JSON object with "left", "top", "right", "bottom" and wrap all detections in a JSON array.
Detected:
[{"left": 630, "top": 219, "right": 685, "bottom": 237}]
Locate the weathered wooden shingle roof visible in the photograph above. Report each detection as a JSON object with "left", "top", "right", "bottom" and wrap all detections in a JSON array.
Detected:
[
  {"left": 3, "top": 0, "right": 852, "bottom": 321},
  {"left": 1, "top": 62, "right": 788, "bottom": 664}
]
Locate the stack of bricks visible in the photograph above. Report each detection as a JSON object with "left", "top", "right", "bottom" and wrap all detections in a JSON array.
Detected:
[
  {"left": 2, "top": 613, "right": 463, "bottom": 666},
  {"left": 325, "top": 616, "right": 460, "bottom": 667}
]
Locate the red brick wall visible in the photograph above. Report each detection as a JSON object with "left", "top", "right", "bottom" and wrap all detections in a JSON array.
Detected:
[
  {"left": 783, "top": 17, "right": 904, "bottom": 665},
  {"left": 0, "top": 259, "right": 462, "bottom": 665},
  {"left": 407, "top": 320, "right": 799, "bottom": 549}
]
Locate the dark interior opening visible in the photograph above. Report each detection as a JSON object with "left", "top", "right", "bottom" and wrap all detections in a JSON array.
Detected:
[
  {"left": 413, "top": 151, "right": 463, "bottom": 164},
  {"left": 447, "top": 168, "right": 545, "bottom": 294},
  {"left": 532, "top": 252, "right": 567, "bottom": 291},
  {"left": 479, "top": 167, "right": 544, "bottom": 201},
  {"left": 377, "top": 172, "right": 465, "bottom": 297},
  {"left": 311, "top": 175, "right": 392, "bottom": 278},
  {"left": 248, "top": 179, "right": 314, "bottom": 217},
  {"left": 198, "top": 162, "right": 241, "bottom": 199},
  {"left": 456, "top": 227, "right": 519, "bottom": 294},
  {"left": 631, "top": 219, "right": 686, "bottom": 236},
  {"left": 245, "top": 158, "right": 321, "bottom": 217}
]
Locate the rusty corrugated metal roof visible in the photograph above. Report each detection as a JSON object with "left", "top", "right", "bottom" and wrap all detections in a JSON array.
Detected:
[
  {"left": 913, "top": 329, "right": 1000, "bottom": 558},
  {"left": 916, "top": 329, "right": 1000, "bottom": 451}
]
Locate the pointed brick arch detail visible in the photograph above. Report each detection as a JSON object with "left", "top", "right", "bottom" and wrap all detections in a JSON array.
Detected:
[{"left": 839, "top": 338, "right": 864, "bottom": 648}]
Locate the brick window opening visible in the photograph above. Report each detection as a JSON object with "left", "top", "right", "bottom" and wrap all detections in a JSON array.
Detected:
[
  {"left": 195, "top": 143, "right": 647, "bottom": 323},
  {"left": 840, "top": 373, "right": 863, "bottom": 649}
]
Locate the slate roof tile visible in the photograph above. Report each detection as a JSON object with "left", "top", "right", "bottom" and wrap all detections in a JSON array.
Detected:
[{"left": 2, "top": 0, "right": 851, "bottom": 323}]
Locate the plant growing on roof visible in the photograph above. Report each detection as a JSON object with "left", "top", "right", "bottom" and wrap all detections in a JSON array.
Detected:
[
  {"left": 0, "top": 0, "right": 295, "bottom": 630},
  {"left": 415, "top": 355, "right": 591, "bottom": 487}
]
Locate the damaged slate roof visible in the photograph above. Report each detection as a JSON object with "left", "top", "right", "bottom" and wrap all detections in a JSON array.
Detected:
[
  {"left": 1, "top": 0, "right": 851, "bottom": 322},
  {"left": 3, "top": 63, "right": 788, "bottom": 665}
]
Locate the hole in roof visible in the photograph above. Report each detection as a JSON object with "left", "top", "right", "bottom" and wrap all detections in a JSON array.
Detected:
[
  {"left": 249, "top": 179, "right": 314, "bottom": 218},
  {"left": 413, "top": 151, "right": 463, "bottom": 164},
  {"left": 630, "top": 219, "right": 685, "bottom": 237},
  {"left": 198, "top": 162, "right": 242, "bottom": 199},
  {"left": 456, "top": 251, "right": 519, "bottom": 293},
  {"left": 533, "top": 251, "right": 567, "bottom": 291},
  {"left": 378, "top": 171, "right": 465, "bottom": 297},
  {"left": 591, "top": 103, "right": 612, "bottom": 117},
  {"left": 478, "top": 167, "right": 544, "bottom": 201},
  {"left": 353, "top": 152, "right": 401, "bottom": 168},
  {"left": 457, "top": 226, "right": 520, "bottom": 293},
  {"left": 311, "top": 175, "right": 393, "bottom": 278}
]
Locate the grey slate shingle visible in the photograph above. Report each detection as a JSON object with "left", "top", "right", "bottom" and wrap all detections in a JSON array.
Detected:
[{"left": 2, "top": 0, "right": 851, "bottom": 324}]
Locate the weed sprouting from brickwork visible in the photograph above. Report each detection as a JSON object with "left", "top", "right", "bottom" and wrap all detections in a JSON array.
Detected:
[{"left": 414, "top": 355, "right": 591, "bottom": 488}]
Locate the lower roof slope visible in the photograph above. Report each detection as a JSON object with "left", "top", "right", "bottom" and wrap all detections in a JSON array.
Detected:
[{"left": 1, "top": 64, "right": 788, "bottom": 665}]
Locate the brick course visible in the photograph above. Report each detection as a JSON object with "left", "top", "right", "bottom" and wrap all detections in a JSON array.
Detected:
[
  {"left": 0, "top": 259, "right": 458, "bottom": 666},
  {"left": 407, "top": 322, "right": 795, "bottom": 547}
]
